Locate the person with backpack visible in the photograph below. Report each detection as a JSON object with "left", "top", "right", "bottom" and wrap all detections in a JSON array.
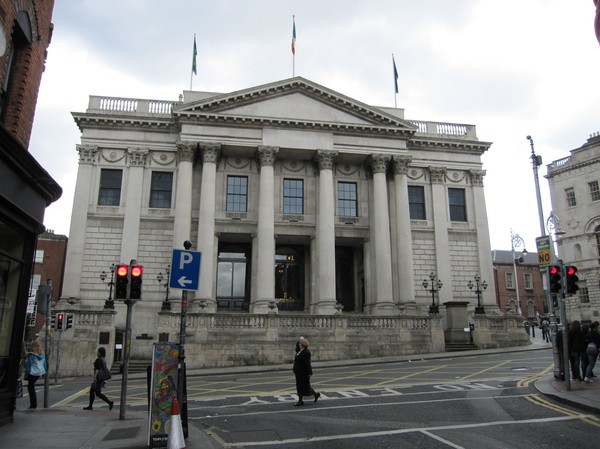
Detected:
[
  {"left": 25, "top": 340, "right": 46, "bottom": 409},
  {"left": 83, "top": 347, "right": 114, "bottom": 410}
]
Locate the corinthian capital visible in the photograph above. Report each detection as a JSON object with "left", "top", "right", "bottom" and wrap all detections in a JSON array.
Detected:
[
  {"left": 469, "top": 169, "right": 486, "bottom": 186},
  {"left": 369, "top": 154, "right": 391, "bottom": 175},
  {"left": 128, "top": 147, "right": 149, "bottom": 167},
  {"left": 257, "top": 146, "right": 279, "bottom": 167},
  {"left": 315, "top": 150, "right": 338, "bottom": 170},
  {"left": 176, "top": 141, "right": 197, "bottom": 163},
  {"left": 77, "top": 145, "right": 98, "bottom": 165},
  {"left": 392, "top": 155, "right": 413, "bottom": 175},
  {"left": 199, "top": 143, "right": 221, "bottom": 164},
  {"left": 428, "top": 166, "right": 447, "bottom": 184}
]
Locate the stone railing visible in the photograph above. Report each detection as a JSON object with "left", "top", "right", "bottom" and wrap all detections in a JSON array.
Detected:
[
  {"left": 411, "top": 120, "right": 477, "bottom": 139},
  {"left": 547, "top": 155, "right": 572, "bottom": 172},
  {"left": 87, "top": 96, "right": 181, "bottom": 116}
]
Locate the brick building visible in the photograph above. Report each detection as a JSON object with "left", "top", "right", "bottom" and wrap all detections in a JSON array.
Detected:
[
  {"left": 492, "top": 250, "right": 548, "bottom": 320},
  {"left": 0, "top": 0, "right": 61, "bottom": 425}
]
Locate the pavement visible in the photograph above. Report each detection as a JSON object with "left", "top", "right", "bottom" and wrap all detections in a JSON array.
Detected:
[{"left": 3, "top": 334, "right": 599, "bottom": 449}]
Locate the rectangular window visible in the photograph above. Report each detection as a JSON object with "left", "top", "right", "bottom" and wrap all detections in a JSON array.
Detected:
[
  {"left": 565, "top": 187, "right": 576, "bottom": 207},
  {"left": 505, "top": 272, "right": 515, "bottom": 289},
  {"left": 408, "top": 186, "right": 426, "bottom": 220},
  {"left": 98, "top": 169, "right": 122, "bottom": 206},
  {"left": 338, "top": 182, "right": 357, "bottom": 217},
  {"left": 149, "top": 171, "right": 173, "bottom": 208},
  {"left": 34, "top": 250, "right": 44, "bottom": 264},
  {"left": 524, "top": 272, "right": 533, "bottom": 290},
  {"left": 226, "top": 176, "right": 248, "bottom": 212},
  {"left": 448, "top": 188, "right": 467, "bottom": 222},
  {"left": 589, "top": 181, "right": 600, "bottom": 202},
  {"left": 283, "top": 179, "right": 304, "bottom": 214},
  {"left": 579, "top": 286, "right": 589, "bottom": 303}
]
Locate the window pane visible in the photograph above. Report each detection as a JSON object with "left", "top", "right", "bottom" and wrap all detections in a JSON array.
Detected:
[
  {"left": 217, "top": 261, "right": 233, "bottom": 296},
  {"left": 589, "top": 181, "right": 600, "bottom": 202},
  {"left": 98, "top": 169, "right": 122, "bottom": 206},
  {"left": 338, "top": 182, "right": 357, "bottom": 217},
  {"left": 232, "top": 262, "right": 246, "bottom": 296},
  {"left": 226, "top": 176, "right": 248, "bottom": 212},
  {"left": 283, "top": 179, "right": 303, "bottom": 214},
  {"left": 448, "top": 188, "right": 467, "bottom": 222},
  {"left": 408, "top": 186, "right": 425, "bottom": 220},
  {"left": 150, "top": 172, "right": 173, "bottom": 208},
  {"left": 565, "top": 188, "right": 576, "bottom": 207}
]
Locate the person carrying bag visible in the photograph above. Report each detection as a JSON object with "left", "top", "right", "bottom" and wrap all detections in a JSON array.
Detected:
[{"left": 25, "top": 341, "right": 46, "bottom": 409}]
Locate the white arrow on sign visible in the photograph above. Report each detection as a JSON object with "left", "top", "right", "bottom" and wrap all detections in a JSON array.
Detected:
[{"left": 177, "top": 276, "right": 193, "bottom": 288}]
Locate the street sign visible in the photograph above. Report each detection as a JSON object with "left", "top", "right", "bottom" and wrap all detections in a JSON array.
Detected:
[
  {"left": 535, "top": 236, "right": 552, "bottom": 268},
  {"left": 170, "top": 249, "right": 201, "bottom": 290}
]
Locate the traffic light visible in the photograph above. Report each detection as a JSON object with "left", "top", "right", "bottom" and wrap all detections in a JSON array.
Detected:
[
  {"left": 50, "top": 314, "right": 56, "bottom": 329},
  {"left": 66, "top": 313, "right": 74, "bottom": 330},
  {"left": 56, "top": 313, "right": 64, "bottom": 330},
  {"left": 565, "top": 265, "right": 579, "bottom": 295},
  {"left": 129, "top": 265, "right": 143, "bottom": 300},
  {"left": 115, "top": 264, "right": 129, "bottom": 299},
  {"left": 548, "top": 265, "right": 562, "bottom": 294}
]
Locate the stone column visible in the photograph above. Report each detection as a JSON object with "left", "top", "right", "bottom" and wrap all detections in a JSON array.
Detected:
[
  {"left": 195, "top": 143, "right": 221, "bottom": 313},
  {"left": 470, "top": 169, "right": 496, "bottom": 311},
  {"left": 173, "top": 141, "right": 196, "bottom": 248},
  {"left": 251, "top": 146, "right": 279, "bottom": 314},
  {"left": 62, "top": 145, "right": 97, "bottom": 302},
  {"left": 429, "top": 166, "right": 453, "bottom": 303},
  {"left": 120, "top": 147, "right": 148, "bottom": 264},
  {"left": 369, "top": 154, "right": 397, "bottom": 315},
  {"left": 392, "top": 155, "right": 416, "bottom": 305},
  {"left": 314, "top": 150, "right": 338, "bottom": 315}
]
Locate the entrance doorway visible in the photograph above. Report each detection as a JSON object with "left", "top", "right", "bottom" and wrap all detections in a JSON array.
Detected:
[{"left": 275, "top": 246, "right": 304, "bottom": 311}]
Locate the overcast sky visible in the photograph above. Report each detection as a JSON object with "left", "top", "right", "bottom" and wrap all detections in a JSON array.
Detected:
[{"left": 29, "top": 1, "right": 600, "bottom": 254}]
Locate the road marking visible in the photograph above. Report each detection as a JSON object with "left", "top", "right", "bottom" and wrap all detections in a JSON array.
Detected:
[
  {"left": 219, "top": 415, "right": 579, "bottom": 447},
  {"left": 526, "top": 394, "right": 600, "bottom": 428}
]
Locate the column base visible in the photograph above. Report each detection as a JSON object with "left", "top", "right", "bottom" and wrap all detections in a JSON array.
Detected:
[
  {"left": 194, "top": 298, "right": 217, "bottom": 314},
  {"left": 311, "top": 300, "right": 339, "bottom": 315},
  {"left": 367, "top": 302, "right": 400, "bottom": 316},
  {"left": 250, "top": 300, "right": 278, "bottom": 314}
]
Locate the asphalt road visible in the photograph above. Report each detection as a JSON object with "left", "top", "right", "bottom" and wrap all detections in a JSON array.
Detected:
[{"left": 30, "top": 349, "right": 600, "bottom": 448}]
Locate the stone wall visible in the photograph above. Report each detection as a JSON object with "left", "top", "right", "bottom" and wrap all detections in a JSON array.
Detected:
[{"left": 47, "top": 309, "right": 528, "bottom": 377}]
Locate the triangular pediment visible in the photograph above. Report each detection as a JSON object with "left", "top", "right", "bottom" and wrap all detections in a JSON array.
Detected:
[{"left": 174, "top": 77, "right": 416, "bottom": 133}]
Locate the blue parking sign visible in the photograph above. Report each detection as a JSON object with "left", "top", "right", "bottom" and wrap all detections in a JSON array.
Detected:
[{"left": 170, "top": 249, "right": 201, "bottom": 290}]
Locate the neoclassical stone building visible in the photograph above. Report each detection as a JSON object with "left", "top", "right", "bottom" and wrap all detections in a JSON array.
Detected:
[{"left": 57, "top": 78, "right": 525, "bottom": 374}]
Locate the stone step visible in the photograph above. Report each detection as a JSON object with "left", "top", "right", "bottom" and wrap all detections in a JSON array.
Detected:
[
  {"left": 445, "top": 343, "right": 478, "bottom": 352},
  {"left": 110, "top": 360, "right": 152, "bottom": 374}
]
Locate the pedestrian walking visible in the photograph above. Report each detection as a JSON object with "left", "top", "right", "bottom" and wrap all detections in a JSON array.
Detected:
[
  {"left": 25, "top": 340, "right": 46, "bottom": 409},
  {"left": 584, "top": 321, "right": 600, "bottom": 383},
  {"left": 83, "top": 347, "right": 114, "bottom": 410},
  {"left": 293, "top": 337, "right": 320, "bottom": 406},
  {"left": 541, "top": 319, "right": 551, "bottom": 343},
  {"left": 568, "top": 320, "right": 584, "bottom": 381}
]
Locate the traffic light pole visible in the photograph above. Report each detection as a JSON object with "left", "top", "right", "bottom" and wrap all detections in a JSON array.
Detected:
[
  {"left": 42, "top": 279, "right": 52, "bottom": 408},
  {"left": 560, "top": 263, "right": 571, "bottom": 391}
]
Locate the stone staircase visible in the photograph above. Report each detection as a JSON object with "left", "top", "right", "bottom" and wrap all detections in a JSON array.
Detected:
[
  {"left": 110, "top": 359, "right": 152, "bottom": 375},
  {"left": 445, "top": 342, "right": 478, "bottom": 352}
]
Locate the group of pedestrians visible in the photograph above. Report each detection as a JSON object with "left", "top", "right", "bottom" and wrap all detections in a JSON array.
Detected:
[{"left": 568, "top": 320, "right": 600, "bottom": 382}]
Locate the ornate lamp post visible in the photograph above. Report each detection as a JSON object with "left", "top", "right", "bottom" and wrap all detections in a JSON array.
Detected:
[
  {"left": 422, "top": 272, "right": 442, "bottom": 314},
  {"left": 99, "top": 263, "right": 115, "bottom": 309},
  {"left": 467, "top": 274, "right": 488, "bottom": 314},
  {"left": 156, "top": 264, "right": 171, "bottom": 311},
  {"left": 510, "top": 229, "right": 527, "bottom": 316}
]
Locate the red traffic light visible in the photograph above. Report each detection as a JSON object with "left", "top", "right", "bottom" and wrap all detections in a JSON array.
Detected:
[
  {"left": 116, "top": 265, "right": 129, "bottom": 277},
  {"left": 57, "top": 313, "right": 63, "bottom": 320},
  {"left": 131, "top": 266, "right": 143, "bottom": 277},
  {"left": 549, "top": 266, "right": 560, "bottom": 275},
  {"left": 567, "top": 266, "right": 577, "bottom": 276}
]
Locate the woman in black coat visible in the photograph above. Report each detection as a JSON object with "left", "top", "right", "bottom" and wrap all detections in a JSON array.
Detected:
[{"left": 293, "top": 337, "right": 320, "bottom": 406}]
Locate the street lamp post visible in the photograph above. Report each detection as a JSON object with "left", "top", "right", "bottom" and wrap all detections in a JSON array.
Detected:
[
  {"left": 422, "top": 272, "right": 442, "bottom": 314},
  {"left": 467, "top": 274, "right": 488, "bottom": 314},
  {"left": 99, "top": 263, "right": 115, "bottom": 309},
  {"left": 156, "top": 265, "right": 171, "bottom": 311},
  {"left": 510, "top": 230, "right": 527, "bottom": 316}
]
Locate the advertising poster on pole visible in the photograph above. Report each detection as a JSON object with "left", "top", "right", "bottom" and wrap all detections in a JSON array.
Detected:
[{"left": 148, "top": 342, "right": 179, "bottom": 448}]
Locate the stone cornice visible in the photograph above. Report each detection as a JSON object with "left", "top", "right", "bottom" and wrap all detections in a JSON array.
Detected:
[
  {"left": 409, "top": 138, "right": 491, "bottom": 154},
  {"left": 72, "top": 113, "right": 178, "bottom": 133}
]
